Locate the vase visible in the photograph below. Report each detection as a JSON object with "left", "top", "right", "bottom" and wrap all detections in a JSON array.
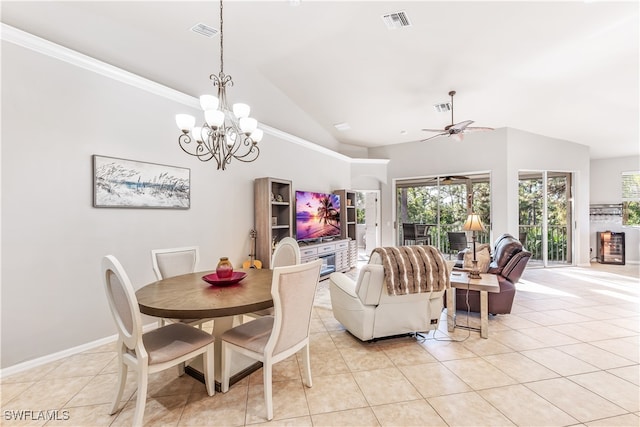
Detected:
[{"left": 216, "top": 257, "right": 233, "bottom": 279}]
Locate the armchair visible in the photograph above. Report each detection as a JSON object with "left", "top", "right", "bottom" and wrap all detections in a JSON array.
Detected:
[
  {"left": 329, "top": 248, "right": 449, "bottom": 341},
  {"left": 450, "top": 233, "right": 531, "bottom": 314}
]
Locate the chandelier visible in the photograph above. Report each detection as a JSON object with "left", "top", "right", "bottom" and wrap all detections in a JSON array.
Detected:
[{"left": 175, "top": 0, "right": 262, "bottom": 170}]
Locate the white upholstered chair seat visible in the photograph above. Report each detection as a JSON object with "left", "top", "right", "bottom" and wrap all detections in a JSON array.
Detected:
[
  {"left": 102, "top": 255, "right": 215, "bottom": 427},
  {"left": 131, "top": 323, "right": 215, "bottom": 365},
  {"left": 221, "top": 259, "right": 322, "bottom": 421},
  {"left": 221, "top": 316, "right": 274, "bottom": 353}
]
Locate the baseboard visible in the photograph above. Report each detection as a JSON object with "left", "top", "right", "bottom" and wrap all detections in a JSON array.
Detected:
[{"left": 0, "top": 322, "right": 158, "bottom": 379}]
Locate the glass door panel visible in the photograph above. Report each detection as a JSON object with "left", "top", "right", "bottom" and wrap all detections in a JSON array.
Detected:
[{"left": 519, "top": 171, "right": 573, "bottom": 267}]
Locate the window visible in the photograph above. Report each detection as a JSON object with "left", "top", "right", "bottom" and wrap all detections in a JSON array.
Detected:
[
  {"left": 395, "top": 173, "right": 491, "bottom": 249},
  {"left": 622, "top": 171, "right": 640, "bottom": 226}
]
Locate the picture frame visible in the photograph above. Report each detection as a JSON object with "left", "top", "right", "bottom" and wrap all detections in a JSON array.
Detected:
[{"left": 93, "top": 155, "right": 190, "bottom": 209}]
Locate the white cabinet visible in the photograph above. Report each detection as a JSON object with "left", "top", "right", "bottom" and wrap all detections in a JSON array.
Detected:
[{"left": 299, "top": 239, "right": 350, "bottom": 279}]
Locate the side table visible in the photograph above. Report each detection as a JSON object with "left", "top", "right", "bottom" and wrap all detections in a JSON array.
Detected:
[{"left": 447, "top": 271, "right": 500, "bottom": 338}]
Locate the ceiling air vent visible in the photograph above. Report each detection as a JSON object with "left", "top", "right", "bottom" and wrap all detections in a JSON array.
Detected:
[
  {"left": 190, "top": 23, "right": 218, "bottom": 38},
  {"left": 382, "top": 11, "right": 411, "bottom": 29}
]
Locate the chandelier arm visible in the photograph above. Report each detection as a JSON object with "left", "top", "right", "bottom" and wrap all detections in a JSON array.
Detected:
[{"left": 232, "top": 144, "right": 260, "bottom": 163}]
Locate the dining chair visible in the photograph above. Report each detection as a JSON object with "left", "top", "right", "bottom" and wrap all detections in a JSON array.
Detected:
[
  {"left": 402, "top": 223, "right": 429, "bottom": 245},
  {"left": 271, "top": 237, "right": 301, "bottom": 267},
  {"left": 102, "top": 255, "right": 215, "bottom": 427},
  {"left": 220, "top": 259, "right": 323, "bottom": 421},
  {"left": 151, "top": 246, "right": 212, "bottom": 329},
  {"left": 249, "top": 237, "right": 301, "bottom": 318},
  {"left": 447, "top": 231, "right": 469, "bottom": 259}
]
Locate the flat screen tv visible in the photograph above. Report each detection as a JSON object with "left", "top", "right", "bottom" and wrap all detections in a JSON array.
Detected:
[{"left": 295, "top": 190, "right": 341, "bottom": 241}]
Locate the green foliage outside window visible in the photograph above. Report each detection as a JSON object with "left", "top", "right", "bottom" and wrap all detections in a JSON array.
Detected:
[
  {"left": 396, "top": 179, "right": 491, "bottom": 246},
  {"left": 623, "top": 202, "right": 640, "bottom": 226},
  {"left": 622, "top": 172, "right": 640, "bottom": 227}
]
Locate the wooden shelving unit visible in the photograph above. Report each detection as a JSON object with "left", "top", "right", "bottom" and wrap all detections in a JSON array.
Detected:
[
  {"left": 335, "top": 189, "right": 357, "bottom": 241},
  {"left": 335, "top": 189, "right": 358, "bottom": 268},
  {"left": 254, "top": 177, "right": 292, "bottom": 269}
]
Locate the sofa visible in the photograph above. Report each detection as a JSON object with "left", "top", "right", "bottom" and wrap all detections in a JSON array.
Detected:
[
  {"left": 451, "top": 233, "right": 531, "bottom": 315},
  {"left": 329, "top": 248, "right": 449, "bottom": 341}
]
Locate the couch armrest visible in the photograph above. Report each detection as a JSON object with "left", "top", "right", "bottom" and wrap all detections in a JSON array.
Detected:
[
  {"left": 500, "top": 250, "right": 531, "bottom": 284},
  {"left": 329, "top": 272, "right": 358, "bottom": 298}
]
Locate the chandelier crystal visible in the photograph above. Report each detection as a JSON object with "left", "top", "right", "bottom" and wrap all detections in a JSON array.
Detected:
[{"left": 176, "top": 0, "right": 262, "bottom": 170}]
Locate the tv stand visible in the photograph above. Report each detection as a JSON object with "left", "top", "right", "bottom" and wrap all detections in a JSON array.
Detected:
[{"left": 299, "top": 238, "right": 351, "bottom": 279}]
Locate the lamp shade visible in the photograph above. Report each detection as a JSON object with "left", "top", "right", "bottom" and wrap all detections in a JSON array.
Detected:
[
  {"left": 199, "top": 95, "right": 219, "bottom": 111},
  {"left": 239, "top": 117, "right": 258, "bottom": 134},
  {"left": 176, "top": 114, "right": 196, "bottom": 132},
  {"left": 250, "top": 128, "right": 264, "bottom": 143},
  {"left": 204, "top": 110, "right": 225, "bottom": 128},
  {"left": 232, "top": 103, "right": 250, "bottom": 119},
  {"left": 463, "top": 213, "right": 485, "bottom": 232}
]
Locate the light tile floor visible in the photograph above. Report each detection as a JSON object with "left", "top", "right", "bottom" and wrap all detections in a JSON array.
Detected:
[{"left": 1, "top": 263, "right": 638, "bottom": 426}]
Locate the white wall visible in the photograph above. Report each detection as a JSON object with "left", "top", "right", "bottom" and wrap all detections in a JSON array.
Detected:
[
  {"left": 590, "top": 156, "right": 640, "bottom": 263},
  {"left": 505, "top": 128, "right": 591, "bottom": 266},
  {"left": 1, "top": 41, "right": 350, "bottom": 369},
  {"left": 368, "top": 128, "right": 592, "bottom": 265}
]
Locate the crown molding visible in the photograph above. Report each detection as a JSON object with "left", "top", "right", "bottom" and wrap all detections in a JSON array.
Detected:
[{"left": 1, "top": 23, "right": 387, "bottom": 166}]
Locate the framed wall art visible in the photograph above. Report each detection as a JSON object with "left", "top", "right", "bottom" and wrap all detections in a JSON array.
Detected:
[{"left": 93, "top": 155, "right": 190, "bottom": 209}]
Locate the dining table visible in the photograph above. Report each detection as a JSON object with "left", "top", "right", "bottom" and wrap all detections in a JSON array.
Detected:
[{"left": 136, "top": 267, "right": 273, "bottom": 390}]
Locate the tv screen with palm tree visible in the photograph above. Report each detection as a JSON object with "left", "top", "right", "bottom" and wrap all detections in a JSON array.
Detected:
[{"left": 295, "top": 191, "right": 341, "bottom": 241}]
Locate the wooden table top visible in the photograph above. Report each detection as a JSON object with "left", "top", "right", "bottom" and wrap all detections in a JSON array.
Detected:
[
  {"left": 449, "top": 271, "right": 500, "bottom": 293},
  {"left": 136, "top": 268, "right": 273, "bottom": 319}
]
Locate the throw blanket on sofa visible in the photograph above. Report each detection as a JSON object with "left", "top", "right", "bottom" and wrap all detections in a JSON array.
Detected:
[{"left": 371, "top": 246, "right": 450, "bottom": 296}]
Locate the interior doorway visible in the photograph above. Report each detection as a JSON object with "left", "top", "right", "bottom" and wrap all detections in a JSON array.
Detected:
[{"left": 355, "top": 191, "right": 380, "bottom": 261}]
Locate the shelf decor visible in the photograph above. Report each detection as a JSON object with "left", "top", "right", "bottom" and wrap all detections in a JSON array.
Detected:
[{"left": 93, "top": 155, "right": 190, "bottom": 209}]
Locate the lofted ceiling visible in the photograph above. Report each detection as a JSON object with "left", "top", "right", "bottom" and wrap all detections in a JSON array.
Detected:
[{"left": 2, "top": 1, "right": 638, "bottom": 159}]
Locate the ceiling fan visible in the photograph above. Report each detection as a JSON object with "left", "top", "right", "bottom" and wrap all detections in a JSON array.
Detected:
[
  {"left": 427, "top": 175, "right": 470, "bottom": 185},
  {"left": 421, "top": 90, "right": 494, "bottom": 142}
]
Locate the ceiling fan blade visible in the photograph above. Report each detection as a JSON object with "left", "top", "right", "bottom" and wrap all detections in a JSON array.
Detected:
[
  {"left": 421, "top": 128, "right": 446, "bottom": 133},
  {"left": 450, "top": 120, "right": 474, "bottom": 131},
  {"left": 420, "top": 132, "right": 448, "bottom": 142},
  {"left": 464, "top": 126, "right": 494, "bottom": 132}
]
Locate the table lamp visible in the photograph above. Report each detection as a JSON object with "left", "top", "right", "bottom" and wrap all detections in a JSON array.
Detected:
[{"left": 462, "top": 213, "right": 486, "bottom": 279}]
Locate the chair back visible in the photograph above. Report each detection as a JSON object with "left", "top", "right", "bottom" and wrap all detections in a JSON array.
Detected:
[
  {"left": 489, "top": 234, "right": 522, "bottom": 273},
  {"left": 447, "top": 232, "right": 468, "bottom": 252},
  {"left": 267, "top": 259, "right": 322, "bottom": 356},
  {"left": 151, "top": 246, "right": 199, "bottom": 280},
  {"left": 501, "top": 250, "right": 532, "bottom": 284},
  {"left": 402, "top": 223, "right": 417, "bottom": 240},
  {"left": 102, "top": 255, "right": 143, "bottom": 351},
  {"left": 271, "top": 237, "right": 300, "bottom": 268}
]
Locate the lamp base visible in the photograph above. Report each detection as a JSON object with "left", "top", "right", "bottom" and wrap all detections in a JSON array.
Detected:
[
  {"left": 468, "top": 260, "right": 481, "bottom": 279},
  {"left": 468, "top": 270, "right": 482, "bottom": 279}
]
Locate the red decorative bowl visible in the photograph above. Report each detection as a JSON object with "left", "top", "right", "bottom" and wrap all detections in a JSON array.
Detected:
[{"left": 202, "top": 271, "right": 247, "bottom": 286}]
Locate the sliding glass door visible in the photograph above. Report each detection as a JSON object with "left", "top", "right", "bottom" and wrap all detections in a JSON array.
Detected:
[
  {"left": 518, "top": 171, "right": 573, "bottom": 267},
  {"left": 396, "top": 173, "right": 491, "bottom": 253}
]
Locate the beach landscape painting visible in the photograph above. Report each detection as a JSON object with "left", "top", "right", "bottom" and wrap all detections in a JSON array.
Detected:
[{"left": 93, "top": 155, "right": 190, "bottom": 209}]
